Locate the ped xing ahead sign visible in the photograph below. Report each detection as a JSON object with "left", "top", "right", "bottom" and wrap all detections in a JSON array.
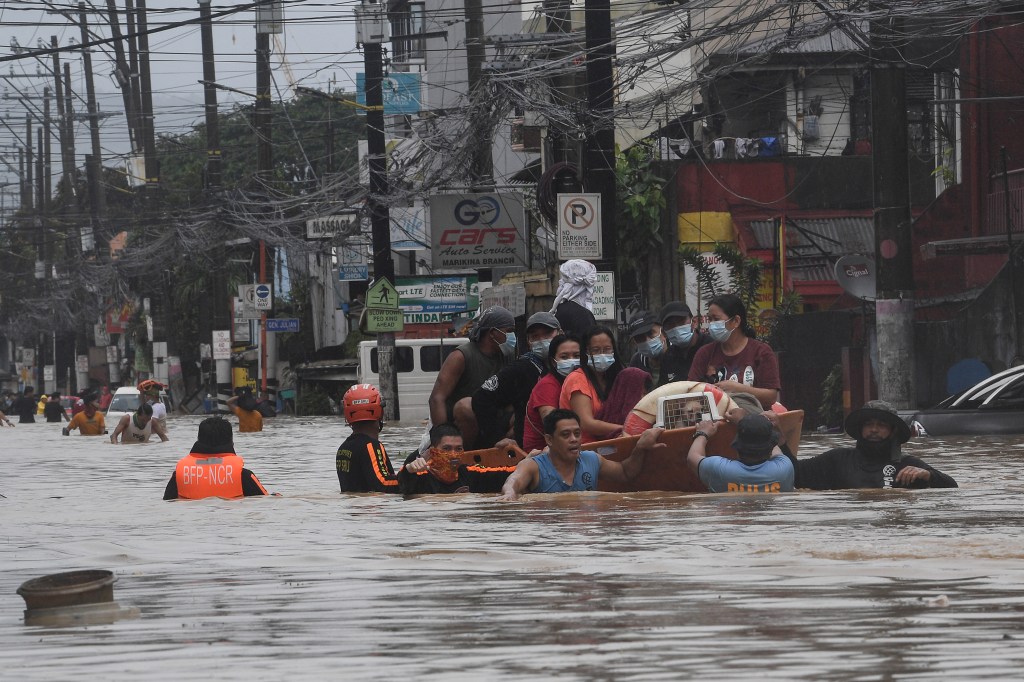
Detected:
[
  {"left": 557, "top": 193, "right": 602, "bottom": 259},
  {"left": 429, "top": 193, "right": 527, "bottom": 270}
]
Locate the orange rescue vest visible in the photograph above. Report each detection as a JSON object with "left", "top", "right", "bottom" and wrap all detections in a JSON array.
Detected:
[{"left": 174, "top": 452, "right": 245, "bottom": 499}]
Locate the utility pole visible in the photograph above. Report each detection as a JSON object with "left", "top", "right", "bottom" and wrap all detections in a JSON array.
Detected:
[
  {"left": 356, "top": 0, "right": 399, "bottom": 421},
  {"left": 199, "top": 0, "right": 222, "bottom": 190},
  {"left": 135, "top": 0, "right": 158, "bottom": 187},
  {"left": 50, "top": 37, "right": 73, "bottom": 197},
  {"left": 463, "top": 0, "right": 493, "bottom": 186},
  {"left": 584, "top": 0, "right": 617, "bottom": 275},
  {"left": 106, "top": 0, "right": 142, "bottom": 151},
  {"left": 255, "top": 1, "right": 278, "bottom": 399},
  {"left": 79, "top": 2, "right": 106, "bottom": 247},
  {"left": 42, "top": 88, "right": 51, "bottom": 206},
  {"left": 870, "top": 3, "right": 915, "bottom": 408},
  {"left": 24, "top": 115, "right": 33, "bottom": 213}
]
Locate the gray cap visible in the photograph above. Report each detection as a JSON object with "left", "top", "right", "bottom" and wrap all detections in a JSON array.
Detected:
[{"left": 526, "top": 311, "right": 560, "bottom": 331}]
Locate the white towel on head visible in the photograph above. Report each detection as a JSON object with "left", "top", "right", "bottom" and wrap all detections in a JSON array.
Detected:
[{"left": 549, "top": 259, "right": 598, "bottom": 312}]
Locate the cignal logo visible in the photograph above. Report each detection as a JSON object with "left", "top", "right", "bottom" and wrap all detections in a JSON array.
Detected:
[{"left": 454, "top": 196, "right": 501, "bottom": 226}]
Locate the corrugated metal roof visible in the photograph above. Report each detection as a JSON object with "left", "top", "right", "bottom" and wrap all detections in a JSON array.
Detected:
[
  {"left": 735, "top": 22, "right": 868, "bottom": 56},
  {"left": 749, "top": 217, "right": 874, "bottom": 281}
]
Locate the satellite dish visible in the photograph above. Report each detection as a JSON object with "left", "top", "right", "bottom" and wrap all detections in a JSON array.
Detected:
[{"left": 833, "top": 254, "right": 876, "bottom": 301}]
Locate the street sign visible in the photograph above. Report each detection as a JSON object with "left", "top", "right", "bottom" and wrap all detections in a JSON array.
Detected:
[
  {"left": 212, "top": 330, "right": 232, "bottom": 360},
  {"left": 266, "top": 318, "right": 300, "bottom": 333},
  {"left": 338, "top": 239, "right": 370, "bottom": 281},
  {"left": 557, "top": 193, "right": 602, "bottom": 259},
  {"left": 366, "top": 307, "right": 405, "bottom": 332},
  {"left": 254, "top": 283, "right": 272, "bottom": 310},
  {"left": 593, "top": 271, "right": 616, "bottom": 321},
  {"left": 429, "top": 193, "right": 527, "bottom": 269},
  {"left": 233, "top": 296, "right": 262, "bottom": 321},
  {"left": 43, "top": 365, "right": 55, "bottom": 381},
  {"left": 367, "top": 278, "right": 400, "bottom": 309},
  {"left": 307, "top": 210, "right": 360, "bottom": 239},
  {"left": 76, "top": 355, "right": 90, "bottom": 373}
]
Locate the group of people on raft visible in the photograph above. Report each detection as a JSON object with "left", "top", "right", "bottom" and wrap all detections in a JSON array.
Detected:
[{"left": 164, "top": 259, "right": 956, "bottom": 500}]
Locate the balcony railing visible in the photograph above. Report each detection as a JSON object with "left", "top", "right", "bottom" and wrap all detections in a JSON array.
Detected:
[{"left": 986, "top": 168, "right": 1024, "bottom": 236}]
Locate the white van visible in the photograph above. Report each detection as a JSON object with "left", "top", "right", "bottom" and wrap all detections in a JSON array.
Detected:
[{"left": 357, "top": 337, "right": 469, "bottom": 423}]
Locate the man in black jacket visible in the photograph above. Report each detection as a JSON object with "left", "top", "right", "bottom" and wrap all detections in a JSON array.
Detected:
[
  {"left": 791, "top": 400, "right": 957, "bottom": 490},
  {"left": 471, "top": 312, "right": 562, "bottom": 448}
]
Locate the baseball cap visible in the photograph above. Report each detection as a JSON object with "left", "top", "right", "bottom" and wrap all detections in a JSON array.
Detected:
[
  {"left": 526, "top": 311, "right": 560, "bottom": 331},
  {"left": 627, "top": 311, "right": 657, "bottom": 339},
  {"left": 659, "top": 301, "right": 693, "bottom": 325}
]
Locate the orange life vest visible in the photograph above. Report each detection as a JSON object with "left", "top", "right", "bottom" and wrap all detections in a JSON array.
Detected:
[{"left": 174, "top": 452, "right": 245, "bottom": 499}]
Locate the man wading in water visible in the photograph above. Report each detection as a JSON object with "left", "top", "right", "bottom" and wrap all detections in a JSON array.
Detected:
[
  {"left": 789, "top": 400, "right": 957, "bottom": 490},
  {"left": 498, "top": 409, "right": 665, "bottom": 500}
]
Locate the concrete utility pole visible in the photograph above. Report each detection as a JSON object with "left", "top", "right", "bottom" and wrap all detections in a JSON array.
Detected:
[
  {"left": 356, "top": 0, "right": 400, "bottom": 421},
  {"left": 78, "top": 2, "right": 106, "bottom": 245},
  {"left": 870, "top": 4, "right": 915, "bottom": 408},
  {"left": 583, "top": 0, "right": 617, "bottom": 275}
]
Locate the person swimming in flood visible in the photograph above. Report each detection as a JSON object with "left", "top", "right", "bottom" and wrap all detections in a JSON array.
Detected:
[{"left": 163, "top": 417, "right": 269, "bottom": 500}]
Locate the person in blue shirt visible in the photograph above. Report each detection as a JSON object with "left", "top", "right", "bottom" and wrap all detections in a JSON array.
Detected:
[
  {"left": 687, "top": 413, "right": 794, "bottom": 493},
  {"left": 498, "top": 408, "right": 665, "bottom": 500}
]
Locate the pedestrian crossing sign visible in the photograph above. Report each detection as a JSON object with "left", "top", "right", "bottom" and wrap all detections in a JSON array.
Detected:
[{"left": 367, "top": 278, "right": 400, "bottom": 309}]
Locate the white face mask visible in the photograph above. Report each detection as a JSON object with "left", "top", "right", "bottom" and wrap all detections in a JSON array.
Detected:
[
  {"left": 708, "top": 320, "right": 733, "bottom": 343},
  {"left": 555, "top": 359, "right": 580, "bottom": 377},
  {"left": 590, "top": 354, "right": 615, "bottom": 372}
]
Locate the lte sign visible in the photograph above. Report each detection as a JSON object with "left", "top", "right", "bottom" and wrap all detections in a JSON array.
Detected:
[{"left": 557, "top": 193, "right": 602, "bottom": 259}]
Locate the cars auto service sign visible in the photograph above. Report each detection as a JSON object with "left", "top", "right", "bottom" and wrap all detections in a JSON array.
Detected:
[{"left": 429, "top": 193, "right": 527, "bottom": 270}]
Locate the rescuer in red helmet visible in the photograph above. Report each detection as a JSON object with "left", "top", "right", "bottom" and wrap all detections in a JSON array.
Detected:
[{"left": 336, "top": 383, "right": 400, "bottom": 493}]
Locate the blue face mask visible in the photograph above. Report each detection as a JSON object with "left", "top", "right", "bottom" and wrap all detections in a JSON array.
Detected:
[
  {"left": 555, "top": 359, "right": 580, "bottom": 377},
  {"left": 590, "top": 354, "right": 615, "bottom": 372},
  {"left": 708, "top": 320, "right": 733, "bottom": 343},
  {"left": 497, "top": 330, "right": 517, "bottom": 356},
  {"left": 665, "top": 325, "right": 694, "bottom": 347},
  {"left": 531, "top": 338, "right": 552, "bottom": 356},
  {"left": 637, "top": 337, "right": 665, "bottom": 359}
]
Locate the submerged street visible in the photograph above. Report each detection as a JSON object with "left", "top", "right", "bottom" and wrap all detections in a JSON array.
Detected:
[{"left": 3, "top": 417, "right": 1024, "bottom": 679}]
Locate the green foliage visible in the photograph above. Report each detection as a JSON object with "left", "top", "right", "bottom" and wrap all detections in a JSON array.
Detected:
[
  {"left": 615, "top": 141, "right": 667, "bottom": 280},
  {"left": 818, "top": 364, "right": 844, "bottom": 428},
  {"left": 297, "top": 386, "right": 334, "bottom": 416},
  {"left": 156, "top": 90, "right": 367, "bottom": 206},
  {"left": 679, "top": 242, "right": 764, "bottom": 312}
]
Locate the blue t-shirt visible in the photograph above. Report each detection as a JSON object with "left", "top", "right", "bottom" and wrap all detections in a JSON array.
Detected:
[
  {"left": 532, "top": 451, "right": 601, "bottom": 493},
  {"left": 698, "top": 454, "right": 794, "bottom": 493}
]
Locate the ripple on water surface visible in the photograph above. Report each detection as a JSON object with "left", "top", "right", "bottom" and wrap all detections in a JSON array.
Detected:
[{"left": 2, "top": 417, "right": 1024, "bottom": 679}]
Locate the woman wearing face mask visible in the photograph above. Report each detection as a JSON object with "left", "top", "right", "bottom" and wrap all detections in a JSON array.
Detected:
[
  {"left": 686, "top": 293, "right": 781, "bottom": 409},
  {"left": 523, "top": 334, "right": 581, "bottom": 451},
  {"left": 558, "top": 326, "right": 640, "bottom": 443}
]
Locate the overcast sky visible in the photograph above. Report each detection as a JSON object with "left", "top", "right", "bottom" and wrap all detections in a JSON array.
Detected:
[{"left": 0, "top": 0, "right": 361, "bottom": 186}]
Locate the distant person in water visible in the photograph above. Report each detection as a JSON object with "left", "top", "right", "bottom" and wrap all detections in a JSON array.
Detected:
[
  {"left": 498, "top": 409, "right": 665, "bottom": 501},
  {"left": 8, "top": 386, "right": 36, "bottom": 424},
  {"left": 64, "top": 395, "right": 106, "bottom": 436},
  {"left": 163, "top": 417, "right": 269, "bottom": 500},
  {"left": 110, "top": 403, "right": 169, "bottom": 444},
  {"left": 789, "top": 400, "right": 957, "bottom": 490},
  {"left": 44, "top": 392, "right": 70, "bottom": 423}
]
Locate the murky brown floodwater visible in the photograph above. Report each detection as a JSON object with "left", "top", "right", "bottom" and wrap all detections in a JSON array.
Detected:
[{"left": 2, "top": 416, "right": 1024, "bottom": 679}]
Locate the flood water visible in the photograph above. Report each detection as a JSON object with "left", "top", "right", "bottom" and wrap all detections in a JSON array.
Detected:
[{"left": 3, "top": 415, "right": 1024, "bottom": 680}]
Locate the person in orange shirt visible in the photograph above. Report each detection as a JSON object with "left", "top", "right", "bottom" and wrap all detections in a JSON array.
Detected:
[
  {"left": 63, "top": 397, "right": 106, "bottom": 436},
  {"left": 163, "top": 417, "right": 269, "bottom": 500},
  {"left": 227, "top": 390, "right": 263, "bottom": 432}
]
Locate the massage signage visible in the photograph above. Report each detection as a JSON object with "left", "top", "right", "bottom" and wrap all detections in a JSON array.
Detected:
[{"left": 429, "top": 193, "right": 527, "bottom": 270}]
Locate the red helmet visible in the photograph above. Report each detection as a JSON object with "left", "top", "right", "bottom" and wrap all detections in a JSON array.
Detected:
[
  {"left": 343, "top": 384, "right": 383, "bottom": 423},
  {"left": 137, "top": 379, "right": 165, "bottom": 395}
]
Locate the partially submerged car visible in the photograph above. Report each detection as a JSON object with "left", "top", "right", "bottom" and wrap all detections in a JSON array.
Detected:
[{"left": 900, "top": 365, "right": 1024, "bottom": 436}]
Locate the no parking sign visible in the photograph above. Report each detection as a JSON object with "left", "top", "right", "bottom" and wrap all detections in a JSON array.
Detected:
[{"left": 557, "top": 193, "right": 602, "bottom": 259}]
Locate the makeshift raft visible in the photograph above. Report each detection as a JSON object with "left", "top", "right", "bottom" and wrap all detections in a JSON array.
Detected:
[{"left": 457, "top": 410, "right": 805, "bottom": 494}]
